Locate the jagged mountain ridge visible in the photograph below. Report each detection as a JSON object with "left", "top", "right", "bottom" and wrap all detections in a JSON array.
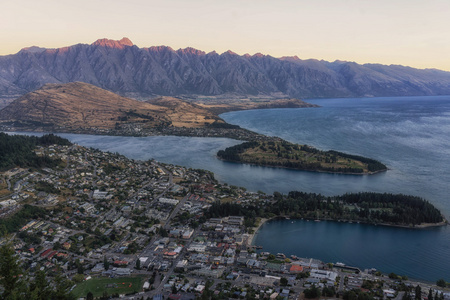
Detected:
[{"left": 1, "top": 37, "right": 450, "bottom": 101}]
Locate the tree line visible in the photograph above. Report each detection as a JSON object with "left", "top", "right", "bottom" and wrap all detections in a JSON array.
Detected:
[{"left": 206, "top": 191, "right": 444, "bottom": 227}]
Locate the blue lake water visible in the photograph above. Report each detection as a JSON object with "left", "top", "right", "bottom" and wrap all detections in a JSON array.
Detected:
[
  {"left": 252, "top": 219, "right": 450, "bottom": 282},
  {"left": 221, "top": 95, "right": 450, "bottom": 282},
  {"left": 9, "top": 95, "right": 450, "bottom": 281}
]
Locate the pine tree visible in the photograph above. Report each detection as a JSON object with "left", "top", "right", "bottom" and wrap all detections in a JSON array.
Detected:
[
  {"left": 86, "top": 291, "right": 94, "bottom": 300},
  {"left": 103, "top": 256, "right": 110, "bottom": 270},
  {"left": 136, "top": 258, "right": 141, "bottom": 270},
  {"left": 415, "top": 285, "right": 422, "bottom": 300},
  {"left": 28, "top": 270, "right": 52, "bottom": 300},
  {"left": 402, "top": 292, "right": 410, "bottom": 300},
  {"left": 0, "top": 241, "right": 24, "bottom": 298}
]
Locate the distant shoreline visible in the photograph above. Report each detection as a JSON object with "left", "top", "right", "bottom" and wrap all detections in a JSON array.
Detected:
[{"left": 216, "top": 156, "right": 388, "bottom": 175}]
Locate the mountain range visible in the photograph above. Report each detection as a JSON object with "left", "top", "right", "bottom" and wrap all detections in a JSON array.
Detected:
[{"left": 1, "top": 37, "right": 450, "bottom": 103}]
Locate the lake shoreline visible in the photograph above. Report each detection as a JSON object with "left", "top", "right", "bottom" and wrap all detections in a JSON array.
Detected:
[{"left": 217, "top": 156, "right": 388, "bottom": 175}]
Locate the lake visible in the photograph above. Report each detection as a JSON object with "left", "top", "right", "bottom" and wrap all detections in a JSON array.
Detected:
[
  {"left": 222, "top": 95, "right": 450, "bottom": 282},
  {"left": 9, "top": 95, "right": 450, "bottom": 282}
]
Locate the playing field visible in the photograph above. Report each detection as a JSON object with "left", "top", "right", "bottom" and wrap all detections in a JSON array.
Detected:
[{"left": 71, "top": 276, "right": 145, "bottom": 298}]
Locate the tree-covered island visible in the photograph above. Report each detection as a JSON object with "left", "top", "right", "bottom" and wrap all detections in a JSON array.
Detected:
[{"left": 217, "top": 140, "right": 387, "bottom": 174}]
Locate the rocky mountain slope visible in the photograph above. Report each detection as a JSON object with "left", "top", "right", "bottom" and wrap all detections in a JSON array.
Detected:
[
  {"left": 1, "top": 37, "right": 450, "bottom": 103},
  {"left": 0, "top": 82, "right": 222, "bottom": 131}
]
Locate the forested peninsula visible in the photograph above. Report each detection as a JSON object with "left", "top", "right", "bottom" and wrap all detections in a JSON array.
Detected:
[
  {"left": 217, "top": 140, "right": 387, "bottom": 174},
  {"left": 206, "top": 191, "right": 446, "bottom": 228}
]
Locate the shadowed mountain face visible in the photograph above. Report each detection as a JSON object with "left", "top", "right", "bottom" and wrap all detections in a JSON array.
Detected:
[{"left": 1, "top": 38, "right": 450, "bottom": 102}]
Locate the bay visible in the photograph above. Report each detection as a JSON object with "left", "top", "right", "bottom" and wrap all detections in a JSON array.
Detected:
[{"left": 253, "top": 219, "right": 450, "bottom": 282}]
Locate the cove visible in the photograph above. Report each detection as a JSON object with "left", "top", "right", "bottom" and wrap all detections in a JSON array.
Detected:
[{"left": 252, "top": 219, "right": 450, "bottom": 282}]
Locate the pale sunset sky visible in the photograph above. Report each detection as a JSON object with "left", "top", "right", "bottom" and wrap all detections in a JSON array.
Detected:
[{"left": 1, "top": 0, "right": 449, "bottom": 71}]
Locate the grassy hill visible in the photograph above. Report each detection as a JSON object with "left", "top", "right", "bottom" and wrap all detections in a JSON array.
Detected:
[{"left": 0, "top": 82, "right": 225, "bottom": 132}]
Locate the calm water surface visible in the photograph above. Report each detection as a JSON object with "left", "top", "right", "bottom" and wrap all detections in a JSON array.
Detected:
[
  {"left": 222, "top": 95, "right": 450, "bottom": 282},
  {"left": 10, "top": 95, "right": 450, "bottom": 281},
  {"left": 253, "top": 219, "right": 450, "bottom": 282}
]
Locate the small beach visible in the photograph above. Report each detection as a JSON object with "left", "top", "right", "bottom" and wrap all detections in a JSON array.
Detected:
[{"left": 246, "top": 217, "right": 270, "bottom": 246}]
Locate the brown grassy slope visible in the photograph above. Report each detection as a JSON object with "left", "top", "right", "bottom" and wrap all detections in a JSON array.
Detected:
[
  {"left": 0, "top": 82, "right": 224, "bottom": 130},
  {"left": 147, "top": 96, "right": 224, "bottom": 128},
  {"left": 0, "top": 82, "right": 168, "bottom": 129}
]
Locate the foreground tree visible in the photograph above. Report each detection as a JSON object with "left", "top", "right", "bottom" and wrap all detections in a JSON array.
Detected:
[
  {"left": 415, "top": 285, "right": 422, "bottom": 300},
  {"left": 428, "top": 288, "right": 433, "bottom": 300},
  {"left": 0, "top": 241, "right": 75, "bottom": 299},
  {"left": 0, "top": 241, "right": 24, "bottom": 298}
]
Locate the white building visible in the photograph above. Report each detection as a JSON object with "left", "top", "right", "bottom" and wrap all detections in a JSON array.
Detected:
[
  {"left": 159, "top": 198, "right": 179, "bottom": 205},
  {"left": 93, "top": 190, "right": 108, "bottom": 199},
  {"left": 310, "top": 269, "right": 338, "bottom": 281},
  {"left": 187, "top": 243, "right": 206, "bottom": 253}
]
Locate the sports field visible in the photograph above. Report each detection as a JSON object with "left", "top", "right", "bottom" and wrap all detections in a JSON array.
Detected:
[{"left": 71, "top": 276, "right": 145, "bottom": 298}]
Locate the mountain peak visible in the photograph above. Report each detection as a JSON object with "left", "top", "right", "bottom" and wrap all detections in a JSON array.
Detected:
[
  {"left": 92, "top": 37, "right": 134, "bottom": 49},
  {"left": 19, "top": 46, "right": 48, "bottom": 54},
  {"left": 280, "top": 55, "right": 301, "bottom": 61},
  {"left": 253, "top": 53, "right": 265, "bottom": 58},
  {"left": 223, "top": 50, "right": 238, "bottom": 56},
  {"left": 177, "top": 47, "right": 206, "bottom": 56}
]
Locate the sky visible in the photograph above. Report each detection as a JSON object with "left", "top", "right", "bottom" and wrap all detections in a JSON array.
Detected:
[{"left": 1, "top": 0, "right": 450, "bottom": 71}]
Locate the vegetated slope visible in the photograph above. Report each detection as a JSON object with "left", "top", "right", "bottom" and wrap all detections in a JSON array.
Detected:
[
  {"left": 217, "top": 140, "right": 387, "bottom": 174},
  {"left": 146, "top": 96, "right": 222, "bottom": 128},
  {"left": 1, "top": 38, "right": 450, "bottom": 103},
  {"left": 0, "top": 82, "right": 223, "bottom": 131},
  {"left": 0, "top": 132, "right": 71, "bottom": 171}
]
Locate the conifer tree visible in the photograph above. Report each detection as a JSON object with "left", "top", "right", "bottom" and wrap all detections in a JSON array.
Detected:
[
  {"left": 0, "top": 241, "right": 24, "bottom": 298},
  {"left": 415, "top": 285, "right": 422, "bottom": 300}
]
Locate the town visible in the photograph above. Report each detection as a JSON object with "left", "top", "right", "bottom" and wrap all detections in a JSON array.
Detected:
[{"left": 0, "top": 141, "right": 449, "bottom": 300}]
